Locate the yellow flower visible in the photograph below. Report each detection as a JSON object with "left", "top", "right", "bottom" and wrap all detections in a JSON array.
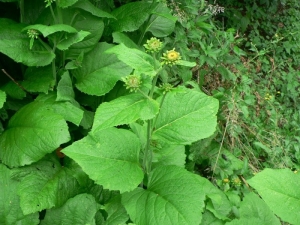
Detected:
[
  {"left": 161, "top": 48, "right": 181, "bottom": 65},
  {"left": 223, "top": 178, "right": 230, "bottom": 183}
]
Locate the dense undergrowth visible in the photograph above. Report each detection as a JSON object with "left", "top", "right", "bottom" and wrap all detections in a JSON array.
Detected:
[{"left": 0, "top": 0, "right": 299, "bottom": 224}]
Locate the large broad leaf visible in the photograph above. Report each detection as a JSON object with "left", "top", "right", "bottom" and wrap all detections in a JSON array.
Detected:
[
  {"left": 0, "top": 81, "right": 26, "bottom": 99},
  {"left": 153, "top": 88, "right": 219, "bottom": 144},
  {"left": 104, "top": 195, "right": 129, "bottom": 225},
  {"left": 57, "top": 0, "right": 78, "bottom": 8},
  {"left": 247, "top": 168, "right": 300, "bottom": 224},
  {"left": 112, "top": 32, "right": 139, "bottom": 49},
  {"left": 0, "top": 100, "right": 70, "bottom": 167},
  {"left": 92, "top": 93, "right": 159, "bottom": 132},
  {"left": 56, "top": 71, "right": 75, "bottom": 101},
  {"left": 21, "top": 66, "right": 55, "bottom": 93},
  {"left": 145, "top": 3, "right": 177, "bottom": 37},
  {"left": 63, "top": 9, "right": 104, "bottom": 58},
  {"left": 225, "top": 192, "right": 281, "bottom": 225},
  {"left": 201, "top": 210, "right": 225, "bottom": 225},
  {"left": 40, "top": 194, "right": 98, "bottom": 225},
  {"left": 35, "top": 93, "right": 84, "bottom": 126},
  {"left": 22, "top": 24, "right": 78, "bottom": 37},
  {"left": 56, "top": 30, "right": 90, "bottom": 50},
  {"left": 110, "top": 2, "right": 152, "bottom": 32},
  {"left": 203, "top": 181, "right": 231, "bottom": 221},
  {"left": 106, "top": 43, "right": 159, "bottom": 77},
  {"left": 0, "top": 90, "right": 6, "bottom": 108},
  {"left": 0, "top": 18, "right": 55, "bottom": 66},
  {"left": 52, "top": 101, "right": 84, "bottom": 126},
  {"left": 62, "top": 127, "right": 143, "bottom": 193},
  {"left": 72, "top": 42, "right": 132, "bottom": 96},
  {"left": 122, "top": 165, "right": 208, "bottom": 225},
  {"left": 17, "top": 155, "right": 84, "bottom": 215},
  {"left": 151, "top": 141, "right": 186, "bottom": 169},
  {"left": 0, "top": 164, "right": 39, "bottom": 225},
  {"left": 72, "top": 0, "right": 115, "bottom": 19}
]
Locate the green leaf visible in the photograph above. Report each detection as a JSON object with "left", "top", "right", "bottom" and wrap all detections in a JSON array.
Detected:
[
  {"left": 62, "top": 128, "right": 143, "bottom": 193},
  {"left": 35, "top": 93, "right": 83, "bottom": 126},
  {"left": 17, "top": 155, "right": 84, "bottom": 215},
  {"left": 52, "top": 101, "right": 84, "bottom": 126},
  {"left": 151, "top": 141, "right": 186, "bottom": 169},
  {"left": 122, "top": 165, "right": 206, "bottom": 225},
  {"left": 247, "top": 168, "right": 300, "bottom": 224},
  {"left": 177, "top": 60, "right": 197, "bottom": 67},
  {"left": 56, "top": 30, "right": 90, "bottom": 50},
  {"left": 40, "top": 194, "right": 98, "bottom": 225},
  {"left": 153, "top": 88, "right": 219, "bottom": 144},
  {"left": 104, "top": 195, "right": 129, "bottom": 225},
  {"left": 146, "top": 4, "right": 177, "bottom": 37},
  {"left": 56, "top": 71, "right": 75, "bottom": 102},
  {"left": 80, "top": 109, "right": 94, "bottom": 129},
  {"left": 57, "top": 0, "right": 78, "bottom": 8},
  {"left": 65, "top": 10, "right": 104, "bottom": 58},
  {"left": 72, "top": 42, "right": 132, "bottom": 96},
  {"left": 225, "top": 192, "right": 281, "bottom": 225},
  {"left": 21, "top": 66, "right": 55, "bottom": 93},
  {"left": 0, "top": 101, "right": 70, "bottom": 167},
  {"left": 112, "top": 32, "right": 139, "bottom": 49},
  {"left": 0, "top": 18, "right": 55, "bottom": 66},
  {"left": 72, "top": 0, "right": 115, "bottom": 19},
  {"left": 0, "top": 90, "right": 6, "bottom": 108},
  {"left": 202, "top": 180, "right": 231, "bottom": 220},
  {"left": 233, "top": 46, "right": 246, "bottom": 56},
  {"left": 92, "top": 93, "right": 159, "bottom": 132},
  {"left": 0, "top": 81, "right": 26, "bottom": 99},
  {"left": 201, "top": 210, "right": 225, "bottom": 225},
  {"left": 110, "top": 2, "right": 152, "bottom": 32},
  {"left": 23, "top": 24, "right": 77, "bottom": 37},
  {"left": 0, "top": 164, "right": 39, "bottom": 225},
  {"left": 106, "top": 43, "right": 158, "bottom": 77}
]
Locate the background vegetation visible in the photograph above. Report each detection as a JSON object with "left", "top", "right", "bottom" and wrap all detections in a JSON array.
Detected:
[{"left": 0, "top": 0, "right": 299, "bottom": 224}]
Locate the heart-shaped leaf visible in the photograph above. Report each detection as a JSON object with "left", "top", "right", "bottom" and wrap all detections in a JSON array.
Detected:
[
  {"left": 122, "top": 165, "right": 208, "bottom": 225},
  {"left": 0, "top": 101, "right": 70, "bottom": 167},
  {"left": 72, "top": 42, "right": 132, "bottom": 96},
  {"left": 153, "top": 88, "right": 218, "bottom": 144},
  {"left": 62, "top": 127, "right": 143, "bottom": 193},
  {"left": 247, "top": 168, "right": 300, "bottom": 224},
  {"left": 92, "top": 93, "right": 159, "bottom": 132}
]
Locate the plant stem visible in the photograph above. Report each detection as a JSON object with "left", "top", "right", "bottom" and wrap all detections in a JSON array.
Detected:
[
  {"left": 152, "top": 92, "right": 167, "bottom": 128},
  {"left": 19, "top": 0, "right": 24, "bottom": 23},
  {"left": 143, "top": 120, "right": 153, "bottom": 174},
  {"left": 137, "top": 1, "right": 158, "bottom": 46},
  {"left": 51, "top": 59, "right": 57, "bottom": 83},
  {"left": 50, "top": 5, "right": 58, "bottom": 24},
  {"left": 56, "top": 1, "right": 63, "bottom": 24}
]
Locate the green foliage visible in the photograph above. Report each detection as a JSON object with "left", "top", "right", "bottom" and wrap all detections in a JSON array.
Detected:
[{"left": 0, "top": 0, "right": 299, "bottom": 224}]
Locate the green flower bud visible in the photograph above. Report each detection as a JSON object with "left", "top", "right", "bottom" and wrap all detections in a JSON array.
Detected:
[
  {"left": 144, "top": 37, "right": 163, "bottom": 53},
  {"left": 122, "top": 74, "right": 142, "bottom": 92},
  {"left": 160, "top": 83, "right": 173, "bottom": 94},
  {"left": 27, "top": 29, "right": 39, "bottom": 39},
  {"left": 45, "top": 0, "right": 55, "bottom": 7}
]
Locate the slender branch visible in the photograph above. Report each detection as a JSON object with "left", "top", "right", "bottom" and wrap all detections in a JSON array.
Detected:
[{"left": 1, "top": 69, "right": 28, "bottom": 92}]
